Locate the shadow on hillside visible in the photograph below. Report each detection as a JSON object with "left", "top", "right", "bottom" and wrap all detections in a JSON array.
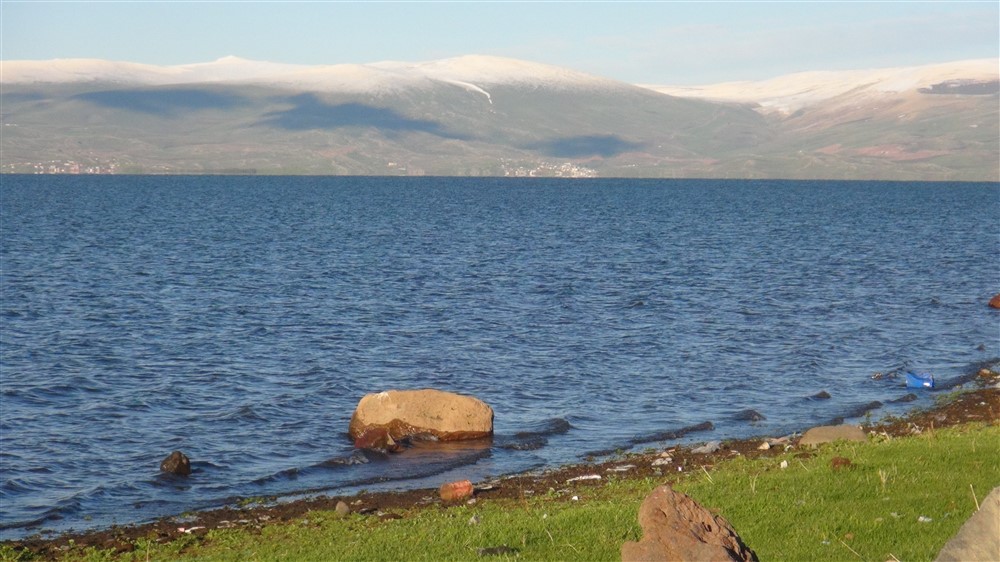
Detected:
[
  {"left": 528, "top": 134, "right": 643, "bottom": 158},
  {"left": 75, "top": 89, "right": 248, "bottom": 117},
  {"left": 259, "top": 94, "right": 468, "bottom": 139}
]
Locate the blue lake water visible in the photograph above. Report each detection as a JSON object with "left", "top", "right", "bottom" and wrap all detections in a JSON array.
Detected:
[{"left": 1, "top": 175, "right": 998, "bottom": 537}]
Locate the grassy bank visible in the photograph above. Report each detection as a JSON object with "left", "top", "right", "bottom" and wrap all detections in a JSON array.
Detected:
[{"left": 6, "top": 419, "right": 997, "bottom": 561}]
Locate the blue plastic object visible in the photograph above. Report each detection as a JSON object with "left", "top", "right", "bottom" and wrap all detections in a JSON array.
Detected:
[{"left": 905, "top": 372, "right": 935, "bottom": 389}]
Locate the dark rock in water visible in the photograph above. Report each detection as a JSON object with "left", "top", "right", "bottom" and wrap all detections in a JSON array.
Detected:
[
  {"left": 842, "top": 400, "right": 883, "bottom": 420},
  {"left": 809, "top": 390, "right": 832, "bottom": 401},
  {"left": 514, "top": 418, "right": 572, "bottom": 439},
  {"left": 733, "top": 409, "right": 766, "bottom": 422},
  {"left": 621, "top": 484, "right": 758, "bottom": 562},
  {"left": 585, "top": 421, "right": 714, "bottom": 458},
  {"left": 582, "top": 447, "right": 620, "bottom": 458},
  {"left": 634, "top": 421, "right": 715, "bottom": 445},
  {"left": 499, "top": 436, "right": 547, "bottom": 451},
  {"left": 322, "top": 451, "right": 370, "bottom": 466},
  {"left": 160, "top": 451, "right": 191, "bottom": 476},
  {"left": 499, "top": 418, "right": 572, "bottom": 450},
  {"left": 890, "top": 393, "right": 918, "bottom": 403},
  {"left": 821, "top": 394, "right": 888, "bottom": 424}
]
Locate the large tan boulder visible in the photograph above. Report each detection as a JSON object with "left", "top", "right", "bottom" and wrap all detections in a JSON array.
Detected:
[
  {"left": 621, "top": 485, "right": 758, "bottom": 562},
  {"left": 798, "top": 424, "right": 867, "bottom": 448},
  {"left": 348, "top": 389, "right": 493, "bottom": 450}
]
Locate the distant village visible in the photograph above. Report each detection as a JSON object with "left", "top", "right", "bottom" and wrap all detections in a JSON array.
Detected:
[
  {"left": 4, "top": 158, "right": 599, "bottom": 177},
  {"left": 2, "top": 159, "right": 122, "bottom": 175},
  {"left": 499, "top": 159, "right": 598, "bottom": 178}
]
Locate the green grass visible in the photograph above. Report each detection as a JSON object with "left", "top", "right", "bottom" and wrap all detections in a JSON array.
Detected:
[
  {"left": 674, "top": 424, "right": 999, "bottom": 561},
  {"left": 4, "top": 423, "right": 997, "bottom": 561}
]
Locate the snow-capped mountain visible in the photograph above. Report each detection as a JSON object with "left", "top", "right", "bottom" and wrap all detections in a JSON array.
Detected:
[
  {"left": 1, "top": 56, "right": 996, "bottom": 180},
  {"left": 642, "top": 59, "right": 999, "bottom": 114},
  {"left": 2, "top": 55, "right": 624, "bottom": 93}
]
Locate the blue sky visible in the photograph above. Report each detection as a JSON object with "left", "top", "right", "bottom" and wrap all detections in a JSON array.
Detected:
[{"left": 2, "top": 1, "right": 997, "bottom": 84}]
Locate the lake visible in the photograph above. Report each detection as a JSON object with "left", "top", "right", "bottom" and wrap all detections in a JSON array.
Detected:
[{"left": 1, "top": 175, "right": 997, "bottom": 537}]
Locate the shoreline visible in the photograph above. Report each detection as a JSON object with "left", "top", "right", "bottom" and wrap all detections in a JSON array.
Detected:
[{"left": 5, "top": 372, "right": 998, "bottom": 559}]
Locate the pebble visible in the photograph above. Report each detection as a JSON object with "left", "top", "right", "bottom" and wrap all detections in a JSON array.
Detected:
[
  {"left": 758, "top": 441, "right": 771, "bottom": 450},
  {"left": 780, "top": 460, "right": 789, "bottom": 469},
  {"left": 334, "top": 501, "right": 350, "bottom": 518},
  {"left": 918, "top": 516, "right": 933, "bottom": 523},
  {"left": 566, "top": 474, "right": 601, "bottom": 483},
  {"left": 651, "top": 457, "right": 672, "bottom": 466}
]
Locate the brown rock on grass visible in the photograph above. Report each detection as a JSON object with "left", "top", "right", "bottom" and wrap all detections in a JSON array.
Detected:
[
  {"left": 621, "top": 484, "right": 758, "bottom": 562},
  {"left": 439, "top": 480, "right": 474, "bottom": 502},
  {"left": 348, "top": 389, "right": 493, "bottom": 449},
  {"left": 935, "top": 486, "right": 1000, "bottom": 561},
  {"left": 798, "top": 424, "right": 867, "bottom": 448}
]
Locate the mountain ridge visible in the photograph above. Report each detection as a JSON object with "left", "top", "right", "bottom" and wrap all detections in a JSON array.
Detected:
[
  {"left": 1, "top": 55, "right": 626, "bottom": 92},
  {"left": 2, "top": 56, "right": 997, "bottom": 180}
]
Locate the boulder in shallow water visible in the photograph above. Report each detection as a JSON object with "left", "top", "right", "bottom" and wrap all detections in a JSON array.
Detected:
[
  {"left": 621, "top": 484, "right": 758, "bottom": 562},
  {"left": 349, "top": 389, "right": 493, "bottom": 449},
  {"left": 733, "top": 409, "right": 766, "bottom": 422},
  {"left": 160, "top": 451, "right": 191, "bottom": 476},
  {"left": 989, "top": 294, "right": 1000, "bottom": 309}
]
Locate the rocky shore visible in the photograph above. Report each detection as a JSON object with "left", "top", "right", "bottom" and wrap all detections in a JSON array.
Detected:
[{"left": 5, "top": 376, "right": 999, "bottom": 560}]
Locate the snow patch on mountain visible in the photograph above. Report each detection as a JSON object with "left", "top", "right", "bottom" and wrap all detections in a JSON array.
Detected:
[
  {"left": 1, "top": 54, "right": 620, "bottom": 94},
  {"left": 642, "top": 59, "right": 999, "bottom": 114}
]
